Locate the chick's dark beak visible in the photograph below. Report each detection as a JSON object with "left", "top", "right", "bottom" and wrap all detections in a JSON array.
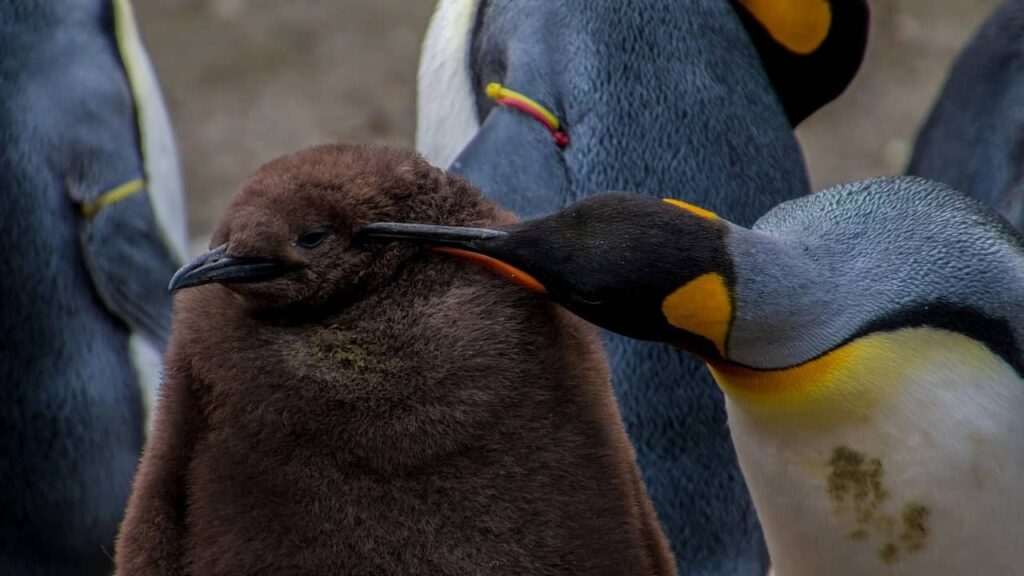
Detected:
[{"left": 168, "top": 244, "right": 292, "bottom": 292}]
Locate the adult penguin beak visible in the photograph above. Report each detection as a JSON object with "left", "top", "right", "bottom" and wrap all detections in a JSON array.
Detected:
[
  {"left": 356, "top": 223, "right": 547, "bottom": 293},
  {"left": 357, "top": 223, "right": 508, "bottom": 247},
  {"left": 168, "top": 244, "right": 291, "bottom": 292}
]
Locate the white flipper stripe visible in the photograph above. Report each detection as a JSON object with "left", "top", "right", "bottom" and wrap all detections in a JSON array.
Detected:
[{"left": 112, "top": 0, "right": 188, "bottom": 264}]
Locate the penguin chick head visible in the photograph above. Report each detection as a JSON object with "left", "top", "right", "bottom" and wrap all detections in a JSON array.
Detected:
[
  {"left": 360, "top": 192, "right": 734, "bottom": 359},
  {"left": 170, "top": 143, "right": 494, "bottom": 313}
]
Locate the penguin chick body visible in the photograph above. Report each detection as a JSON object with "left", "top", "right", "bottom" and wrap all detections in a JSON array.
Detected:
[
  {"left": 115, "top": 144, "right": 675, "bottom": 576},
  {"left": 361, "top": 176, "right": 1024, "bottom": 576},
  {"left": 0, "top": 1, "right": 185, "bottom": 573}
]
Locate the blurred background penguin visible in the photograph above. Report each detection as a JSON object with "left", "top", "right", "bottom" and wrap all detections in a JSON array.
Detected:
[
  {"left": 416, "top": 1, "right": 868, "bottom": 573},
  {"left": 908, "top": 0, "right": 1024, "bottom": 231},
  {"left": 0, "top": 0, "right": 185, "bottom": 573}
]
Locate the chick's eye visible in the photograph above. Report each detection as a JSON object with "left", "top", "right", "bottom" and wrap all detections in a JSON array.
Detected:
[{"left": 296, "top": 229, "right": 330, "bottom": 249}]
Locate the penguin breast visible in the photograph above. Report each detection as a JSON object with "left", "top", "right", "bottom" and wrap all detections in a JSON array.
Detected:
[{"left": 722, "top": 327, "right": 1024, "bottom": 576}]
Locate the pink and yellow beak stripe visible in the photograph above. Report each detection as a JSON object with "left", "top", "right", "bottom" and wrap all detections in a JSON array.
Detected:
[{"left": 486, "top": 82, "right": 570, "bottom": 148}]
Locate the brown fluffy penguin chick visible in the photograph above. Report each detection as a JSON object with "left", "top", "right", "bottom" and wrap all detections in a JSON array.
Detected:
[{"left": 114, "top": 143, "right": 675, "bottom": 576}]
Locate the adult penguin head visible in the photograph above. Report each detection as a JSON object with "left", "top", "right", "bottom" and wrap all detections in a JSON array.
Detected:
[{"left": 360, "top": 193, "right": 737, "bottom": 359}]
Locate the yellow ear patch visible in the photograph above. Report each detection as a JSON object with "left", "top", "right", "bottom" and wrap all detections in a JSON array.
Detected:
[
  {"left": 662, "top": 273, "right": 732, "bottom": 355},
  {"left": 738, "top": 0, "right": 832, "bottom": 55},
  {"left": 662, "top": 198, "right": 719, "bottom": 220}
]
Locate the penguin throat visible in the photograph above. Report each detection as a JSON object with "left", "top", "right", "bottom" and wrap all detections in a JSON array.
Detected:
[
  {"left": 706, "top": 327, "right": 1015, "bottom": 421},
  {"left": 724, "top": 329, "right": 1024, "bottom": 575}
]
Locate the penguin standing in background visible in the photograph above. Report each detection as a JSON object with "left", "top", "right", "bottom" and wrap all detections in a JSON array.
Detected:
[
  {"left": 361, "top": 175, "right": 1024, "bottom": 576},
  {"left": 0, "top": 0, "right": 186, "bottom": 573},
  {"left": 417, "top": 1, "right": 869, "bottom": 573},
  {"left": 115, "top": 143, "right": 676, "bottom": 576},
  {"left": 908, "top": 0, "right": 1024, "bottom": 232}
]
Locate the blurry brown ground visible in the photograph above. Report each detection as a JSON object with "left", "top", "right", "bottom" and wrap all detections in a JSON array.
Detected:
[{"left": 136, "top": 0, "right": 1003, "bottom": 251}]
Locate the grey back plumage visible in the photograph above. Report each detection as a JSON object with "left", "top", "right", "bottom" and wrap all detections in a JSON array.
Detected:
[
  {"left": 908, "top": 0, "right": 1024, "bottom": 232},
  {"left": 728, "top": 176, "right": 1024, "bottom": 369},
  {"left": 0, "top": 1, "right": 183, "bottom": 573}
]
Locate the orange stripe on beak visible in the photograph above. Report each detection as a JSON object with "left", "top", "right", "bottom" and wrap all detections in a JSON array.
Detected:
[{"left": 430, "top": 247, "right": 548, "bottom": 293}]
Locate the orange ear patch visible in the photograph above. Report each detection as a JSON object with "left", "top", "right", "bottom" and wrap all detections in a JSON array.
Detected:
[
  {"left": 737, "top": 0, "right": 832, "bottom": 55},
  {"left": 430, "top": 247, "right": 548, "bottom": 293},
  {"left": 661, "top": 272, "right": 732, "bottom": 355}
]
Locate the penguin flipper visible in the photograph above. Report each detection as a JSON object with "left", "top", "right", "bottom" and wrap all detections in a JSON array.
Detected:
[
  {"left": 448, "top": 109, "right": 569, "bottom": 218},
  {"left": 74, "top": 0, "right": 186, "bottom": 351},
  {"left": 79, "top": 187, "right": 180, "bottom": 349}
]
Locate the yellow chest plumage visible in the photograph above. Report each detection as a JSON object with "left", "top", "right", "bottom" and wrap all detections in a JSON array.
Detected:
[
  {"left": 709, "top": 329, "right": 1008, "bottom": 424},
  {"left": 718, "top": 328, "right": 1024, "bottom": 576}
]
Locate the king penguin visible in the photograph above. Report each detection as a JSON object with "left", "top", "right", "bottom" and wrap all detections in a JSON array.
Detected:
[
  {"left": 908, "top": 0, "right": 1024, "bottom": 232},
  {"left": 416, "top": 1, "right": 869, "bottom": 573},
  {"left": 116, "top": 143, "right": 676, "bottom": 576},
  {"left": 360, "top": 176, "right": 1024, "bottom": 576},
  {"left": 0, "top": 1, "right": 186, "bottom": 573}
]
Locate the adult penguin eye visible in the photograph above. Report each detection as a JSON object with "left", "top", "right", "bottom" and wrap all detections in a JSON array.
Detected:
[{"left": 297, "top": 229, "right": 330, "bottom": 249}]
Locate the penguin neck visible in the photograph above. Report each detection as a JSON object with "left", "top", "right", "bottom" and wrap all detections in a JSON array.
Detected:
[{"left": 717, "top": 224, "right": 838, "bottom": 369}]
